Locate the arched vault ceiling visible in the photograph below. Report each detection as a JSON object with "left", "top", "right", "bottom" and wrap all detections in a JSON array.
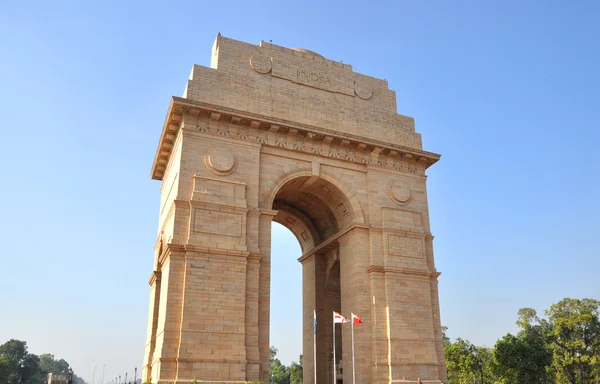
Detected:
[{"left": 272, "top": 176, "right": 354, "bottom": 248}]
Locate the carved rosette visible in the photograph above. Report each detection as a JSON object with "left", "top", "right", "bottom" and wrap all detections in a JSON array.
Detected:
[
  {"left": 204, "top": 149, "right": 237, "bottom": 176},
  {"left": 388, "top": 181, "right": 412, "bottom": 205}
]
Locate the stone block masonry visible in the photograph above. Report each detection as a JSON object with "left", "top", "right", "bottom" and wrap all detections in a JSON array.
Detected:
[{"left": 143, "top": 34, "right": 446, "bottom": 384}]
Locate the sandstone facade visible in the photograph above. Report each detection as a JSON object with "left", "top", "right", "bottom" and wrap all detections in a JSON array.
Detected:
[{"left": 143, "top": 35, "right": 446, "bottom": 384}]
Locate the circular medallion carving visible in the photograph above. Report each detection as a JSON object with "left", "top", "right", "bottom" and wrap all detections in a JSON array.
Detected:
[
  {"left": 249, "top": 53, "right": 272, "bottom": 74},
  {"left": 354, "top": 82, "right": 373, "bottom": 100},
  {"left": 388, "top": 181, "right": 411, "bottom": 205},
  {"left": 204, "top": 149, "right": 237, "bottom": 175}
]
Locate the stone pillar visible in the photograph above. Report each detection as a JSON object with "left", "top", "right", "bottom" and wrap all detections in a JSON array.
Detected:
[
  {"left": 426, "top": 235, "right": 446, "bottom": 383},
  {"left": 143, "top": 270, "right": 161, "bottom": 383},
  {"left": 369, "top": 268, "right": 389, "bottom": 384},
  {"left": 245, "top": 252, "right": 261, "bottom": 382},
  {"left": 383, "top": 264, "right": 442, "bottom": 382},
  {"left": 301, "top": 251, "right": 328, "bottom": 384},
  {"left": 338, "top": 228, "right": 372, "bottom": 384},
  {"left": 301, "top": 253, "right": 317, "bottom": 384},
  {"left": 322, "top": 249, "right": 341, "bottom": 384},
  {"left": 257, "top": 211, "right": 276, "bottom": 383},
  {"left": 430, "top": 276, "right": 446, "bottom": 383},
  {"left": 367, "top": 227, "right": 390, "bottom": 384},
  {"left": 174, "top": 249, "right": 249, "bottom": 382},
  {"left": 150, "top": 249, "right": 186, "bottom": 383}
]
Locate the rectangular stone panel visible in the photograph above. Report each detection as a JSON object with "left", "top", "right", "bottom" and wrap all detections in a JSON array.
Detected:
[
  {"left": 384, "top": 233, "right": 428, "bottom": 270},
  {"left": 191, "top": 176, "right": 247, "bottom": 208},
  {"left": 193, "top": 209, "right": 242, "bottom": 237},
  {"left": 388, "top": 235, "right": 425, "bottom": 258},
  {"left": 381, "top": 207, "right": 424, "bottom": 233},
  {"left": 271, "top": 52, "right": 355, "bottom": 96}
]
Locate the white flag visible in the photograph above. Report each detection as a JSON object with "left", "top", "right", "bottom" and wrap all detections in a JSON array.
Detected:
[{"left": 333, "top": 311, "right": 349, "bottom": 323}]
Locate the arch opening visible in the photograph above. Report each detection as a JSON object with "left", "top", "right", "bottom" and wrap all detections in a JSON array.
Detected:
[
  {"left": 271, "top": 175, "right": 356, "bottom": 254},
  {"left": 269, "top": 222, "right": 303, "bottom": 369},
  {"left": 270, "top": 175, "right": 353, "bottom": 384}
]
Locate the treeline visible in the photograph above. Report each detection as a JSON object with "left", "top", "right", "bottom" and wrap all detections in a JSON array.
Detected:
[
  {"left": 269, "top": 347, "right": 302, "bottom": 384},
  {"left": 0, "top": 340, "right": 87, "bottom": 384},
  {"left": 444, "top": 297, "right": 600, "bottom": 384}
]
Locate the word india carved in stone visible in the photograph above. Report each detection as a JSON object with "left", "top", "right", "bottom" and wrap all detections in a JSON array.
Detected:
[{"left": 296, "top": 68, "right": 333, "bottom": 87}]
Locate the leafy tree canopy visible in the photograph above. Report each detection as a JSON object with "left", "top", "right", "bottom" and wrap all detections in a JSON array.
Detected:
[{"left": 0, "top": 340, "right": 86, "bottom": 384}]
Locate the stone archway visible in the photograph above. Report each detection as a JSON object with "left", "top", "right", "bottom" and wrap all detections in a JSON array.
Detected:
[
  {"left": 269, "top": 174, "right": 361, "bottom": 384},
  {"left": 142, "top": 35, "right": 447, "bottom": 384}
]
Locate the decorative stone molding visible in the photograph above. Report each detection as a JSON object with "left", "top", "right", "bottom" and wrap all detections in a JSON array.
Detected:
[
  {"left": 249, "top": 51, "right": 375, "bottom": 99},
  {"left": 367, "top": 265, "right": 441, "bottom": 278},
  {"left": 388, "top": 180, "right": 412, "bottom": 205},
  {"left": 354, "top": 82, "right": 373, "bottom": 100},
  {"left": 148, "top": 271, "right": 161, "bottom": 286},
  {"left": 249, "top": 53, "right": 272, "bottom": 74},
  {"left": 204, "top": 148, "right": 237, "bottom": 175},
  {"left": 151, "top": 98, "right": 440, "bottom": 180}
]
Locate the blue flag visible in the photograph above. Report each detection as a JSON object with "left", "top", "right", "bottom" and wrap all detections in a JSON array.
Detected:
[{"left": 313, "top": 310, "right": 317, "bottom": 334}]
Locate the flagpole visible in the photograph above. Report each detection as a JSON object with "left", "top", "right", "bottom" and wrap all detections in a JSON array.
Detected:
[
  {"left": 351, "top": 317, "right": 356, "bottom": 384},
  {"left": 333, "top": 312, "right": 336, "bottom": 384},
  {"left": 314, "top": 310, "right": 317, "bottom": 384}
]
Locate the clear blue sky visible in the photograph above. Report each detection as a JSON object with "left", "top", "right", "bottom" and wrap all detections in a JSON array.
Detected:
[{"left": 1, "top": 0, "right": 599, "bottom": 381}]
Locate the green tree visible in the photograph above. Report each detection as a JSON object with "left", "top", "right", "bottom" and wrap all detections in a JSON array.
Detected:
[
  {"left": 444, "top": 337, "right": 478, "bottom": 384},
  {"left": 37, "top": 353, "right": 76, "bottom": 384},
  {"left": 0, "top": 340, "right": 42, "bottom": 384},
  {"left": 0, "top": 339, "right": 29, "bottom": 384},
  {"left": 39, "top": 354, "right": 56, "bottom": 374},
  {"left": 269, "top": 347, "right": 289, "bottom": 384},
  {"left": 493, "top": 332, "right": 553, "bottom": 383},
  {"left": 0, "top": 339, "right": 84, "bottom": 384},
  {"left": 493, "top": 307, "right": 554, "bottom": 383},
  {"left": 545, "top": 298, "right": 600, "bottom": 384},
  {"left": 443, "top": 333, "right": 496, "bottom": 384},
  {"left": 514, "top": 299, "right": 600, "bottom": 384},
  {"left": 442, "top": 326, "right": 451, "bottom": 348},
  {"left": 288, "top": 355, "right": 302, "bottom": 384},
  {"left": 0, "top": 355, "right": 14, "bottom": 384},
  {"left": 39, "top": 354, "right": 70, "bottom": 374},
  {"left": 0, "top": 340, "right": 27, "bottom": 361},
  {"left": 472, "top": 346, "right": 495, "bottom": 384}
]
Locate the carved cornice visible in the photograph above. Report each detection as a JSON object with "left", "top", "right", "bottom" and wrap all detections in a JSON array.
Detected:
[
  {"left": 148, "top": 271, "right": 161, "bottom": 286},
  {"left": 153, "top": 357, "right": 249, "bottom": 365},
  {"left": 157, "top": 243, "right": 256, "bottom": 262},
  {"left": 151, "top": 97, "right": 441, "bottom": 180},
  {"left": 367, "top": 265, "right": 441, "bottom": 278},
  {"left": 184, "top": 244, "right": 250, "bottom": 258}
]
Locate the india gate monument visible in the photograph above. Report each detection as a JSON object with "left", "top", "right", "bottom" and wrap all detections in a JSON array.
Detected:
[{"left": 143, "top": 35, "right": 446, "bottom": 384}]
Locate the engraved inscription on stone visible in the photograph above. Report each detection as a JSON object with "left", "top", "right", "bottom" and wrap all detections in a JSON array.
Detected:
[{"left": 296, "top": 68, "right": 332, "bottom": 87}]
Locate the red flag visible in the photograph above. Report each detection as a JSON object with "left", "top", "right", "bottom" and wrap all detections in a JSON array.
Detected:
[{"left": 351, "top": 312, "right": 363, "bottom": 324}]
